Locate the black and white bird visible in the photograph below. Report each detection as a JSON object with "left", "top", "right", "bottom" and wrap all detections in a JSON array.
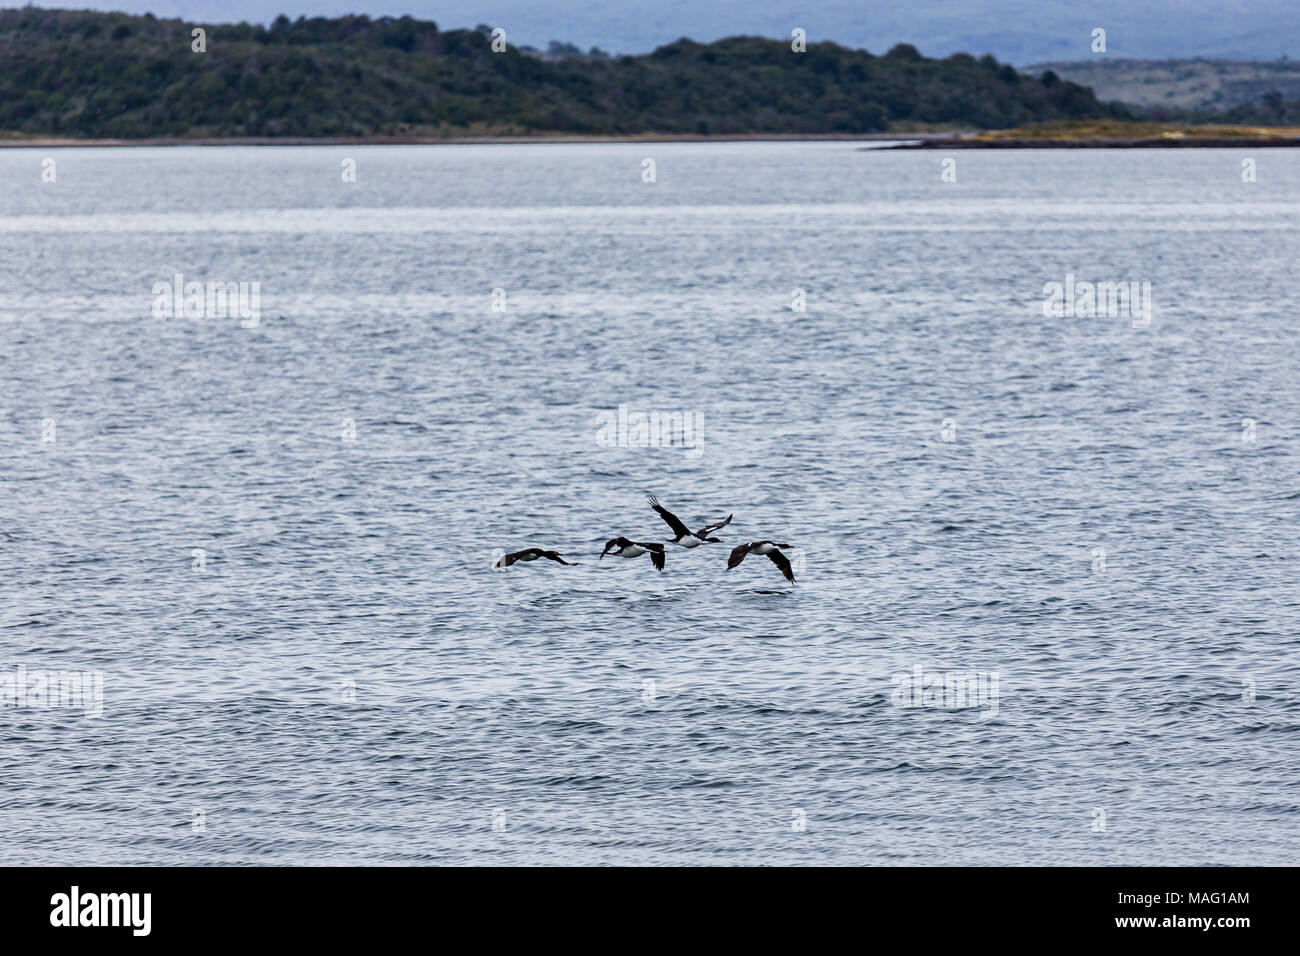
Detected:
[
  {"left": 727, "top": 541, "right": 795, "bottom": 583},
  {"left": 600, "top": 537, "right": 666, "bottom": 571},
  {"left": 494, "top": 548, "right": 577, "bottom": 569},
  {"left": 647, "top": 495, "right": 732, "bottom": 548}
]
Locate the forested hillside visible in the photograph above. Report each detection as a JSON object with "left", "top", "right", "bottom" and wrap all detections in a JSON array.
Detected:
[{"left": 0, "top": 8, "right": 1125, "bottom": 138}]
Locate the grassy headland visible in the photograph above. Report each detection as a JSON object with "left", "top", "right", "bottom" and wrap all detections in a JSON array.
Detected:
[{"left": 891, "top": 118, "right": 1300, "bottom": 148}]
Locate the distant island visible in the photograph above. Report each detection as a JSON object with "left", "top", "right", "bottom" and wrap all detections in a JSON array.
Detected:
[{"left": 0, "top": 8, "right": 1125, "bottom": 141}]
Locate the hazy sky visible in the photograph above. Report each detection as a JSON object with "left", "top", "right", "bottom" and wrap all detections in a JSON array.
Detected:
[{"left": 23, "top": 2, "right": 1300, "bottom": 64}]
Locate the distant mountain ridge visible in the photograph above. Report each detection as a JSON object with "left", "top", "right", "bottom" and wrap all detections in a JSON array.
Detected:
[
  {"left": 1028, "top": 59, "right": 1300, "bottom": 111},
  {"left": 0, "top": 9, "right": 1124, "bottom": 139}
]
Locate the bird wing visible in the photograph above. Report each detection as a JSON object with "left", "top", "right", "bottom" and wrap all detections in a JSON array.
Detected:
[
  {"left": 767, "top": 549, "right": 795, "bottom": 583},
  {"left": 650, "top": 548, "right": 665, "bottom": 572},
  {"left": 727, "top": 543, "right": 751, "bottom": 569},
  {"left": 600, "top": 538, "right": 619, "bottom": 559},
  {"left": 647, "top": 495, "right": 692, "bottom": 539},
  {"left": 696, "top": 513, "right": 733, "bottom": 537},
  {"left": 547, "top": 553, "right": 576, "bottom": 565},
  {"left": 496, "top": 551, "right": 519, "bottom": 568}
]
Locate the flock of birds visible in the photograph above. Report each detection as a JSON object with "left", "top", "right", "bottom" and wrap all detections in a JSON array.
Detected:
[{"left": 494, "top": 494, "right": 796, "bottom": 583}]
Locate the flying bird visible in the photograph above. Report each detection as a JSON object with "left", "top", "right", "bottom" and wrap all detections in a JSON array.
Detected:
[
  {"left": 494, "top": 548, "right": 577, "bottom": 569},
  {"left": 600, "top": 537, "right": 667, "bottom": 571},
  {"left": 727, "top": 541, "right": 795, "bottom": 583},
  {"left": 647, "top": 494, "right": 732, "bottom": 548}
]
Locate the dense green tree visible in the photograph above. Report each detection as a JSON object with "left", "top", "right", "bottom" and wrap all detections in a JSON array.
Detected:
[{"left": 0, "top": 8, "right": 1130, "bottom": 138}]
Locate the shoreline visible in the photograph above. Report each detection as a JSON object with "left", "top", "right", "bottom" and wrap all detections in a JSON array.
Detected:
[
  {"left": 0, "top": 132, "right": 957, "bottom": 149},
  {"left": 4, "top": 132, "right": 1298, "bottom": 150}
]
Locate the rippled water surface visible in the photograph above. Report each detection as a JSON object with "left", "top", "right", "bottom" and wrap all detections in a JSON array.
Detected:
[{"left": 1, "top": 142, "right": 1298, "bottom": 865}]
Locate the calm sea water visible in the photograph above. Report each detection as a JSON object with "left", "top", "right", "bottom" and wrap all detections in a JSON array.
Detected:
[{"left": 1, "top": 142, "right": 1298, "bottom": 865}]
